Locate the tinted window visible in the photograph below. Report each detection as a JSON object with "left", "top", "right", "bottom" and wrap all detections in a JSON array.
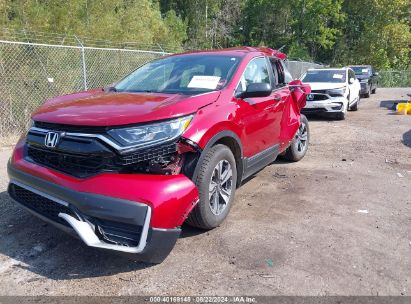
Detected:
[
  {"left": 351, "top": 66, "right": 372, "bottom": 76},
  {"left": 236, "top": 57, "right": 271, "bottom": 94},
  {"left": 302, "top": 70, "right": 346, "bottom": 83},
  {"left": 115, "top": 55, "right": 241, "bottom": 94}
]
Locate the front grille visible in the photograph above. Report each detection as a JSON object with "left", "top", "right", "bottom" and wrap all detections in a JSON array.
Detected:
[
  {"left": 9, "top": 184, "right": 145, "bottom": 246},
  {"left": 310, "top": 94, "right": 329, "bottom": 101},
  {"left": 302, "top": 108, "right": 326, "bottom": 113},
  {"left": 27, "top": 145, "right": 113, "bottom": 178},
  {"left": 120, "top": 143, "right": 177, "bottom": 165},
  {"left": 9, "top": 184, "right": 77, "bottom": 227},
  {"left": 26, "top": 142, "right": 177, "bottom": 178}
]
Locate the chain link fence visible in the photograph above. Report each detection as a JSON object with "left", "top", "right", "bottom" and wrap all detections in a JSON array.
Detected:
[
  {"left": 285, "top": 60, "right": 324, "bottom": 79},
  {"left": 0, "top": 39, "right": 169, "bottom": 139},
  {"left": 2, "top": 32, "right": 407, "bottom": 142}
]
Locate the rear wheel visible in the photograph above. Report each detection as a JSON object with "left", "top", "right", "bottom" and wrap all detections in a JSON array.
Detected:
[
  {"left": 187, "top": 144, "right": 237, "bottom": 229},
  {"left": 335, "top": 111, "right": 345, "bottom": 120},
  {"left": 283, "top": 114, "right": 309, "bottom": 162},
  {"left": 372, "top": 87, "right": 377, "bottom": 94}
]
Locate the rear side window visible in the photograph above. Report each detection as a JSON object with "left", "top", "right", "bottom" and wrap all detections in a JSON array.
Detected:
[
  {"left": 268, "top": 58, "right": 292, "bottom": 87},
  {"left": 281, "top": 61, "right": 293, "bottom": 83}
]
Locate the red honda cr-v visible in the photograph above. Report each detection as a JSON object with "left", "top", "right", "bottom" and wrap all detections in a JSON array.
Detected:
[{"left": 8, "top": 47, "right": 310, "bottom": 263}]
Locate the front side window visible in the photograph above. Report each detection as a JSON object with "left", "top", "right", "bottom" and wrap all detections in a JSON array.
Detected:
[
  {"left": 115, "top": 55, "right": 241, "bottom": 95},
  {"left": 236, "top": 57, "right": 270, "bottom": 94}
]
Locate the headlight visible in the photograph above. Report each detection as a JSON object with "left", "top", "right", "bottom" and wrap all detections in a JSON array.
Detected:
[
  {"left": 327, "top": 88, "right": 346, "bottom": 97},
  {"left": 108, "top": 115, "right": 193, "bottom": 149}
]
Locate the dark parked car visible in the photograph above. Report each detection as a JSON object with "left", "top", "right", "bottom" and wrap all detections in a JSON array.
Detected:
[{"left": 349, "top": 65, "right": 379, "bottom": 98}]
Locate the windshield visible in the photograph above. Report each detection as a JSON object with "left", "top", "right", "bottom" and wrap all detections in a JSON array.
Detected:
[
  {"left": 302, "top": 70, "right": 346, "bottom": 83},
  {"left": 351, "top": 66, "right": 371, "bottom": 76},
  {"left": 115, "top": 55, "right": 242, "bottom": 94}
]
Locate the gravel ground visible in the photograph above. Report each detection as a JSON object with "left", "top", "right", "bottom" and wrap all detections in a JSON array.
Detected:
[{"left": 0, "top": 88, "right": 410, "bottom": 296}]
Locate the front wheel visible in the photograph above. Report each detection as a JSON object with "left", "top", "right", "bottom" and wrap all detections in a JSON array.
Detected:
[
  {"left": 335, "top": 111, "right": 345, "bottom": 120},
  {"left": 283, "top": 114, "right": 309, "bottom": 162},
  {"left": 187, "top": 144, "right": 237, "bottom": 229},
  {"left": 350, "top": 94, "right": 359, "bottom": 111}
]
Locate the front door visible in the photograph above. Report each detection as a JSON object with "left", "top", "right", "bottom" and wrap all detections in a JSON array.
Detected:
[{"left": 233, "top": 56, "right": 278, "bottom": 158}]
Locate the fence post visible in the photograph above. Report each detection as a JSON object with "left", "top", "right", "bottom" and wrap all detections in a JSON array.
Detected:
[
  {"left": 157, "top": 43, "right": 166, "bottom": 57},
  {"left": 74, "top": 35, "right": 88, "bottom": 90}
]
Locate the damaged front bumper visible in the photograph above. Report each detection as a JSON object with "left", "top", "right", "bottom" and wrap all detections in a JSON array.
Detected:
[{"left": 7, "top": 143, "right": 199, "bottom": 263}]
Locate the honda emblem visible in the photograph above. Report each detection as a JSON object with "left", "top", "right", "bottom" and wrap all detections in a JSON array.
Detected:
[{"left": 44, "top": 132, "right": 60, "bottom": 148}]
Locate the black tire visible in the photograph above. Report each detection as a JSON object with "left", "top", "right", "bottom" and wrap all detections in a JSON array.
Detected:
[
  {"left": 364, "top": 90, "right": 370, "bottom": 98},
  {"left": 283, "top": 114, "right": 309, "bottom": 162},
  {"left": 335, "top": 111, "right": 345, "bottom": 120},
  {"left": 350, "top": 102, "right": 358, "bottom": 111},
  {"left": 371, "top": 87, "right": 377, "bottom": 94},
  {"left": 350, "top": 95, "right": 359, "bottom": 111},
  {"left": 186, "top": 144, "right": 237, "bottom": 229}
]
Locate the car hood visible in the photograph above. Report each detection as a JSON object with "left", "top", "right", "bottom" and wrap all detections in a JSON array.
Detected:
[
  {"left": 304, "top": 83, "right": 346, "bottom": 91},
  {"left": 32, "top": 90, "right": 220, "bottom": 126}
]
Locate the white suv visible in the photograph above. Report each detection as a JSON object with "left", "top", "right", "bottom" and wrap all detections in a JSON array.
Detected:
[{"left": 300, "top": 68, "right": 361, "bottom": 120}]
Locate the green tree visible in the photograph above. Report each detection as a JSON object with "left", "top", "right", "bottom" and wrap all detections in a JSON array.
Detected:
[
  {"left": 0, "top": 0, "right": 187, "bottom": 50},
  {"left": 337, "top": 0, "right": 410, "bottom": 69}
]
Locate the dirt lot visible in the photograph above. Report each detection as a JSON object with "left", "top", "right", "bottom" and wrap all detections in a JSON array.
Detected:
[{"left": 0, "top": 88, "right": 410, "bottom": 296}]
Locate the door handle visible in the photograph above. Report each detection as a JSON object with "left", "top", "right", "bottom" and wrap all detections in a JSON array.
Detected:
[{"left": 274, "top": 95, "right": 281, "bottom": 101}]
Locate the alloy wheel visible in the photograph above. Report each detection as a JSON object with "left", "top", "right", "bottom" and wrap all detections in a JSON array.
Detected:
[
  {"left": 295, "top": 122, "right": 308, "bottom": 153},
  {"left": 208, "top": 160, "right": 233, "bottom": 215}
]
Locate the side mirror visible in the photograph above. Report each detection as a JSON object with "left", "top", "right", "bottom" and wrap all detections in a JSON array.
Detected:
[
  {"left": 349, "top": 78, "right": 355, "bottom": 84},
  {"left": 241, "top": 83, "right": 272, "bottom": 98},
  {"left": 289, "top": 79, "right": 311, "bottom": 94}
]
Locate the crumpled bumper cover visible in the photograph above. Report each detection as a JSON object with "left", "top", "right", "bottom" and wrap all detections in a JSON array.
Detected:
[{"left": 7, "top": 140, "right": 199, "bottom": 262}]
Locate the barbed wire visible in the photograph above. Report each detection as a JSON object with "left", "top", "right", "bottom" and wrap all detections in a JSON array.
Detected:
[{"left": 0, "top": 28, "right": 182, "bottom": 53}]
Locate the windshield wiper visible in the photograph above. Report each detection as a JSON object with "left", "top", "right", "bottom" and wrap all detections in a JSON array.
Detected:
[
  {"left": 127, "top": 90, "right": 160, "bottom": 93},
  {"left": 103, "top": 86, "right": 117, "bottom": 92}
]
